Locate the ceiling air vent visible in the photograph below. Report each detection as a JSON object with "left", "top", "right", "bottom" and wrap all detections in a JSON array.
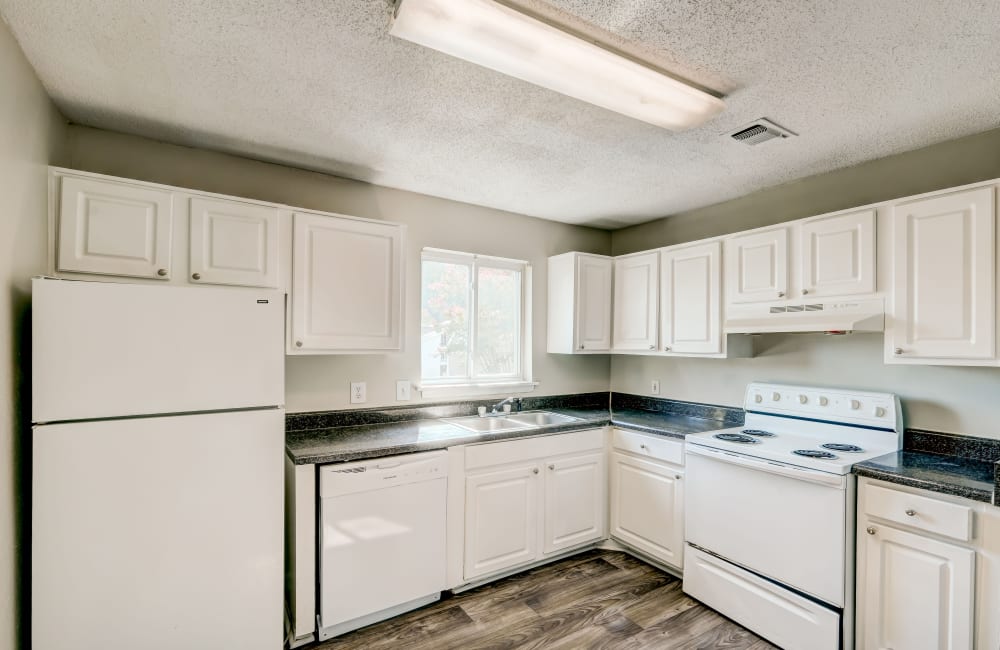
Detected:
[{"left": 727, "top": 118, "right": 796, "bottom": 146}]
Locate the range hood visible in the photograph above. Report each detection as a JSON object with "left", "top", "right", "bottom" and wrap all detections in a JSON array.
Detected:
[{"left": 725, "top": 298, "right": 885, "bottom": 334}]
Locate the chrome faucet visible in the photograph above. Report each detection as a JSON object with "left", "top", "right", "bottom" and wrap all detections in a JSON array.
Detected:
[{"left": 487, "top": 396, "right": 519, "bottom": 416}]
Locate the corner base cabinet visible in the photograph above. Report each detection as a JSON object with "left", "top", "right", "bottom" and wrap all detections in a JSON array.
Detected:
[{"left": 462, "top": 430, "right": 606, "bottom": 582}]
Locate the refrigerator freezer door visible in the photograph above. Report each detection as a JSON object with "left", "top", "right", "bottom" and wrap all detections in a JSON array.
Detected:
[
  {"left": 32, "top": 278, "right": 284, "bottom": 422},
  {"left": 32, "top": 409, "right": 284, "bottom": 650}
]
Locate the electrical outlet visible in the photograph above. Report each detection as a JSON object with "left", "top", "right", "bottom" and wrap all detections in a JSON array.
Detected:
[
  {"left": 396, "top": 380, "right": 411, "bottom": 401},
  {"left": 350, "top": 382, "right": 367, "bottom": 404},
  {"left": 651, "top": 380, "right": 660, "bottom": 395}
]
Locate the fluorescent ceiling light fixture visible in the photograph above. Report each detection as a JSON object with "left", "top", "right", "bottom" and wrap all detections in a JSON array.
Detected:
[{"left": 390, "top": 0, "right": 725, "bottom": 131}]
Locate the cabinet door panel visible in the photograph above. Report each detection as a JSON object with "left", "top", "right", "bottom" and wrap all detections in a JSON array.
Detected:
[
  {"left": 863, "top": 524, "right": 974, "bottom": 650},
  {"left": 190, "top": 198, "right": 279, "bottom": 288},
  {"left": 800, "top": 209, "right": 875, "bottom": 298},
  {"left": 890, "top": 188, "right": 995, "bottom": 360},
  {"left": 543, "top": 452, "right": 604, "bottom": 555},
  {"left": 464, "top": 465, "right": 539, "bottom": 580},
  {"left": 575, "top": 255, "right": 612, "bottom": 352},
  {"left": 610, "top": 452, "right": 683, "bottom": 568},
  {"left": 612, "top": 252, "right": 658, "bottom": 351},
  {"left": 291, "top": 212, "right": 403, "bottom": 352},
  {"left": 57, "top": 176, "right": 173, "bottom": 279},
  {"left": 661, "top": 242, "right": 721, "bottom": 354},
  {"left": 724, "top": 227, "right": 789, "bottom": 304}
]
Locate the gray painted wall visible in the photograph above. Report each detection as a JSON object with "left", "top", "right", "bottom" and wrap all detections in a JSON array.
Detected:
[
  {"left": 611, "top": 128, "right": 1000, "bottom": 439},
  {"left": 0, "top": 18, "right": 66, "bottom": 650}
]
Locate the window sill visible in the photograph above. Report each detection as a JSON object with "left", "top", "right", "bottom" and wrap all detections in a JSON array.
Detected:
[{"left": 415, "top": 381, "right": 539, "bottom": 399}]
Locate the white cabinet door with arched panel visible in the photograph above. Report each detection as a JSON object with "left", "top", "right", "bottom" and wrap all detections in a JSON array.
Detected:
[{"left": 189, "top": 197, "right": 280, "bottom": 288}]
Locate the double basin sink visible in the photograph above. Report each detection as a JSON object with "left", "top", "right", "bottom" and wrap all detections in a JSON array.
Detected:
[{"left": 443, "top": 411, "right": 581, "bottom": 433}]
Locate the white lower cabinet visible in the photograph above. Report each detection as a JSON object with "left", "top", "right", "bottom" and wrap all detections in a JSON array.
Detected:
[
  {"left": 543, "top": 452, "right": 605, "bottom": 555},
  {"left": 464, "top": 463, "right": 540, "bottom": 579},
  {"left": 857, "top": 478, "right": 1000, "bottom": 650},
  {"left": 462, "top": 430, "right": 606, "bottom": 582},
  {"left": 609, "top": 430, "right": 684, "bottom": 569}
]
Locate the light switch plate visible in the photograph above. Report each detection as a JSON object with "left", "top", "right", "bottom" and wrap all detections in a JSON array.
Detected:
[
  {"left": 396, "top": 380, "right": 411, "bottom": 401},
  {"left": 651, "top": 380, "right": 660, "bottom": 395},
  {"left": 350, "top": 382, "right": 367, "bottom": 404}
]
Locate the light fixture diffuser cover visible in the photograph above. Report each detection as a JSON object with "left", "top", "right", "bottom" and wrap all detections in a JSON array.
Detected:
[{"left": 390, "top": 0, "right": 724, "bottom": 131}]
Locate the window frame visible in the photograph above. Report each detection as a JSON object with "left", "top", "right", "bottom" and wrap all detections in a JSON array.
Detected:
[{"left": 417, "top": 247, "right": 535, "bottom": 398}]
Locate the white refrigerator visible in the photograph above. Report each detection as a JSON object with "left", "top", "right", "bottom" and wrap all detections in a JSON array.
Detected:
[{"left": 31, "top": 278, "right": 285, "bottom": 650}]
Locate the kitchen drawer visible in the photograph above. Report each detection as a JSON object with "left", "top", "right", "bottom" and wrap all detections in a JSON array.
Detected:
[
  {"left": 612, "top": 428, "right": 683, "bottom": 466},
  {"left": 864, "top": 483, "right": 973, "bottom": 542},
  {"left": 465, "top": 429, "right": 604, "bottom": 471}
]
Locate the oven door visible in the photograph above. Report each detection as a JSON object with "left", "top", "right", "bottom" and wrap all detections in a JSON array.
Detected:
[{"left": 684, "top": 444, "right": 850, "bottom": 606}]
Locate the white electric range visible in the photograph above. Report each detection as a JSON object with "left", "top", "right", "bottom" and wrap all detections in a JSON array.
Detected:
[{"left": 682, "top": 382, "right": 902, "bottom": 650}]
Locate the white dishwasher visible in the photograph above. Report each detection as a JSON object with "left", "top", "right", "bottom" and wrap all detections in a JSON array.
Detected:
[{"left": 318, "top": 450, "right": 448, "bottom": 640}]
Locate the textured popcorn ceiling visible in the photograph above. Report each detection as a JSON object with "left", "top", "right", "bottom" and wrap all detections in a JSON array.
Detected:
[{"left": 2, "top": 0, "right": 999, "bottom": 228}]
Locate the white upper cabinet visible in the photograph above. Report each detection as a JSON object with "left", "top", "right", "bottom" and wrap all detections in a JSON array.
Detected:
[
  {"left": 547, "top": 252, "right": 612, "bottom": 353},
  {"left": 724, "top": 226, "right": 789, "bottom": 305},
  {"left": 660, "top": 241, "right": 721, "bottom": 355},
  {"left": 612, "top": 252, "right": 659, "bottom": 352},
  {"left": 189, "top": 197, "right": 280, "bottom": 288},
  {"left": 800, "top": 209, "right": 875, "bottom": 298},
  {"left": 888, "top": 187, "right": 995, "bottom": 362},
  {"left": 290, "top": 212, "right": 404, "bottom": 353},
  {"left": 57, "top": 175, "right": 173, "bottom": 279}
]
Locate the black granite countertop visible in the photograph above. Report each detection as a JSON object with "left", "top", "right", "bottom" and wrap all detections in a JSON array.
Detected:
[
  {"left": 853, "top": 429, "right": 1000, "bottom": 505},
  {"left": 285, "top": 393, "right": 742, "bottom": 465}
]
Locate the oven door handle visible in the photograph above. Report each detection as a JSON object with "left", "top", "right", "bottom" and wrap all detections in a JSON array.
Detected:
[{"left": 685, "top": 444, "right": 848, "bottom": 488}]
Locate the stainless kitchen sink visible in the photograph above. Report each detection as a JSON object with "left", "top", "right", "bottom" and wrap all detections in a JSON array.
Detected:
[
  {"left": 505, "top": 411, "right": 582, "bottom": 427},
  {"left": 443, "top": 411, "right": 581, "bottom": 433},
  {"left": 443, "top": 415, "right": 533, "bottom": 433}
]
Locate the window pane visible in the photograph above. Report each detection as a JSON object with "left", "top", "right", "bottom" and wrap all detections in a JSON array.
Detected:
[
  {"left": 475, "top": 266, "right": 520, "bottom": 377},
  {"left": 421, "top": 260, "right": 470, "bottom": 380}
]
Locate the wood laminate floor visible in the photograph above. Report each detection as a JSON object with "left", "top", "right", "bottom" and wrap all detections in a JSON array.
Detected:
[{"left": 314, "top": 550, "right": 779, "bottom": 649}]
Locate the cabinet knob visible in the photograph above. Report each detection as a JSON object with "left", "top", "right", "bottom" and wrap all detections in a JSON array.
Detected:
[
  {"left": 191, "top": 272, "right": 201, "bottom": 281},
  {"left": 648, "top": 345, "right": 655, "bottom": 350},
  {"left": 295, "top": 341, "right": 303, "bottom": 348},
  {"left": 664, "top": 346, "right": 671, "bottom": 352},
  {"left": 675, "top": 474, "right": 681, "bottom": 480},
  {"left": 532, "top": 467, "right": 539, "bottom": 475},
  {"left": 579, "top": 344, "right": 584, "bottom": 350},
  {"left": 640, "top": 444, "right": 647, "bottom": 450},
  {"left": 802, "top": 289, "right": 809, "bottom": 295},
  {"left": 894, "top": 348, "right": 903, "bottom": 355},
  {"left": 866, "top": 526, "right": 877, "bottom": 535},
  {"left": 777, "top": 291, "right": 785, "bottom": 298},
  {"left": 156, "top": 268, "right": 168, "bottom": 277},
  {"left": 548, "top": 464, "right": 555, "bottom": 470},
  {"left": 905, "top": 509, "right": 917, "bottom": 517}
]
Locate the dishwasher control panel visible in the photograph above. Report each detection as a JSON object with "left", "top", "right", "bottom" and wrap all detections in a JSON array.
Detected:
[{"left": 319, "top": 450, "right": 448, "bottom": 497}]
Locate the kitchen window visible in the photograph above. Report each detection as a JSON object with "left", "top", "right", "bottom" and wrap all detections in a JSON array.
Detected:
[{"left": 418, "top": 248, "right": 534, "bottom": 397}]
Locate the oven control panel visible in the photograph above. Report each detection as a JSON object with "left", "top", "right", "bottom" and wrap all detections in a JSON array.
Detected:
[{"left": 745, "top": 382, "right": 900, "bottom": 430}]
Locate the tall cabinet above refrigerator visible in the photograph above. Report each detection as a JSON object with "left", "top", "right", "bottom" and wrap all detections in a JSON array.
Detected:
[{"left": 31, "top": 278, "right": 285, "bottom": 650}]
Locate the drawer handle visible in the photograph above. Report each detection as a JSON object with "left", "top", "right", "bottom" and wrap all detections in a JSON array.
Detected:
[
  {"left": 905, "top": 509, "right": 917, "bottom": 517},
  {"left": 532, "top": 468, "right": 539, "bottom": 475},
  {"left": 548, "top": 464, "right": 555, "bottom": 470},
  {"left": 866, "top": 526, "right": 877, "bottom": 535},
  {"left": 640, "top": 444, "right": 647, "bottom": 450}
]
